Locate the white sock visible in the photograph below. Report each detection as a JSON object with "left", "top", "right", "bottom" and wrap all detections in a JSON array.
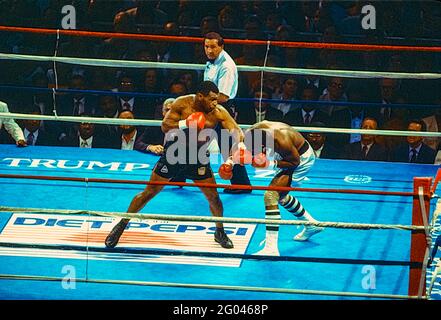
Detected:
[{"left": 264, "top": 230, "right": 278, "bottom": 249}]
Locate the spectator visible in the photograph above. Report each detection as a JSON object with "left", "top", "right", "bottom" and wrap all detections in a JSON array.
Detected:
[
  {"left": 237, "top": 87, "right": 283, "bottom": 124},
  {"left": 300, "top": 1, "right": 320, "bottom": 32},
  {"left": 342, "top": 117, "right": 387, "bottom": 161},
  {"left": 272, "top": 77, "right": 300, "bottom": 117},
  {"left": 285, "top": 84, "right": 329, "bottom": 126},
  {"left": 59, "top": 74, "right": 96, "bottom": 116},
  {"left": 305, "top": 122, "right": 340, "bottom": 159},
  {"left": 372, "top": 78, "right": 400, "bottom": 127},
  {"left": 319, "top": 77, "right": 348, "bottom": 116},
  {"left": 169, "top": 80, "right": 188, "bottom": 97},
  {"left": 117, "top": 73, "right": 152, "bottom": 120},
  {"left": 390, "top": 120, "right": 436, "bottom": 164},
  {"left": 116, "top": 109, "right": 163, "bottom": 155},
  {"left": 218, "top": 5, "right": 241, "bottom": 35},
  {"left": 138, "top": 98, "right": 175, "bottom": 155},
  {"left": 200, "top": 16, "right": 220, "bottom": 36},
  {"left": 63, "top": 114, "right": 110, "bottom": 149},
  {"left": 178, "top": 70, "right": 198, "bottom": 93},
  {"left": 422, "top": 106, "right": 441, "bottom": 151},
  {"left": 97, "top": 95, "right": 120, "bottom": 140},
  {"left": 0, "top": 100, "right": 26, "bottom": 147},
  {"left": 244, "top": 15, "right": 266, "bottom": 40},
  {"left": 20, "top": 105, "right": 55, "bottom": 147},
  {"left": 153, "top": 81, "right": 187, "bottom": 119},
  {"left": 155, "top": 22, "right": 192, "bottom": 63},
  {"left": 301, "top": 58, "right": 327, "bottom": 94}
]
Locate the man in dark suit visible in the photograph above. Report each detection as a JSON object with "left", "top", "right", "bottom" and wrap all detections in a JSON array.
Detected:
[
  {"left": 305, "top": 122, "right": 340, "bottom": 159},
  {"left": 20, "top": 105, "right": 56, "bottom": 147},
  {"left": 236, "top": 87, "right": 283, "bottom": 125},
  {"left": 63, "top": 114, "right": 111, "bottom": 149},
  {"left": 57, "top": 74, "right": 97, "bottom": 143},
  {"left": 117, "top": 73, "right": 153, "bottom": 120},
  {"left": 58, "top": 74, "right": 97, "bottom": 116},
  {"left": 390, "top": 119, "right": 436, "bottom": 164},
  {"left": 342, "top": 117, "right": 387, "bottom": 161},
  {"left": 284, "top": 84, "right": 329, "bottom": 127},
  {"left": 328, "top": 105, "right": 370, "bottom": 154}
]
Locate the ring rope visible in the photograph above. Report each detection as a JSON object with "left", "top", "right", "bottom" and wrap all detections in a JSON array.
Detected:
[
  {"left": 418, "top": 187, "right": 432, "bottom": 242},
  {"left": 0, "top": 206, "right": 428, "bottom": 232},
  {"left": 1, "top": 112, "right": 441, "bottom": 137},
  {"left": 0, "top": 173, "right": 417, "bottom": 197},
  {"left": 0, "top": 274, "right": 423, "bottom": 299},
  {"left": 1, "top": 25, "right": 440, "bottom": 53},
  {"left": 0, "top": 241, "right": 421, "bottom": 267},
  {"left": 1, "top": 53, "right": 440, "bottom": 80},
  {"left": 417, "top": 186, "right": 433, "bottom": 298}
]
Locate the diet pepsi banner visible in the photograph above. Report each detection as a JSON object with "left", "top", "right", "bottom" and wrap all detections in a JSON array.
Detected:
[{"left": 0, "top": 214, "right": 256, "bottom": 267}]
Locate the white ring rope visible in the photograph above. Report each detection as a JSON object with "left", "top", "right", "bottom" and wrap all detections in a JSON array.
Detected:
[
  {"left": 257, "top": 40, "right": 271, "bottom": 119},
  {"left": 0, "top": 274, "right": 423, "bottom": 300},
  {"left": 1, "top": 112, "right": 440, "bottom": 137},
  {"left": 1, "top": 53, "right": 440, "bottom": 79},
  {"left": 0, "top": 206, "right": 429, "bottom": 232},
  {"left": 52, "top": 29, "right": 60, "bottom": 117},
  {"left": 417, "top": 186, "right": 435, "bottom": 298}
]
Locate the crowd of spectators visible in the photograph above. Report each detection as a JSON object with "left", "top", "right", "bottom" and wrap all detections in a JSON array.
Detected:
[{"left": 0, "top": 0, "right": 440, "bottom": 164}]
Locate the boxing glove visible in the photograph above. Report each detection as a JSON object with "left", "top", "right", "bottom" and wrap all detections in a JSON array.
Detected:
[
  {"left": 252, "top": 152, "right": 270, "bottom": 168},
  {"left": 219, "top": 158, "right": 234, "bottom": 180},
  {"left": 179, "top": 112, "right": 206, "bottom": 131}
]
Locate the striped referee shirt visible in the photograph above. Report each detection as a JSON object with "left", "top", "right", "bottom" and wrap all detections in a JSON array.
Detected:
[{"left": 204, "top": 50, "right": 238, "bottom": 100}]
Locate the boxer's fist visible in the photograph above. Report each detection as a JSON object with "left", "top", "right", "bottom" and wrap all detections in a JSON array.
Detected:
[
  {"left": 219, "top": 158, "right": 234, "bottom": 180},
  {"left": 179, "top": 112, "right": 206, "bottom": 131},
  {"left": 252, "top": 153, "right": 269, "bottom": 168}
]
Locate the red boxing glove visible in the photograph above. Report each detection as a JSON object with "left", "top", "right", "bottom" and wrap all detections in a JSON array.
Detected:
[
  {"left": 219, "top": 158, "right": 234, "bottom": 180},
  {"left": 252, "top": 152, "right": 270, "bottom": 168},
  {"left": 232, "top": 148, "right": 253, "bottom": 165},
  {"left": 179, "top": 112, "right": 206, "bottom": 131}
]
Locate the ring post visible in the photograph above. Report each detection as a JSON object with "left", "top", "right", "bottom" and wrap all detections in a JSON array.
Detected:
[{"left": 409, "top": 177, "right": 432, "bottom": 297}]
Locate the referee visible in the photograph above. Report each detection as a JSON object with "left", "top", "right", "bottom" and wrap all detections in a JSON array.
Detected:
[{"left": 203, "top": 32, "right": 251, "bottom": 194}]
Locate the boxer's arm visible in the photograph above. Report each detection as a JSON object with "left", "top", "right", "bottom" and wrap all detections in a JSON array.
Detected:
[
  {"left": 161, "top": 102, "right": 183, "bottom": 133},
  {"left": 273, "top": 145, "right": 300, "bottom": 169}
]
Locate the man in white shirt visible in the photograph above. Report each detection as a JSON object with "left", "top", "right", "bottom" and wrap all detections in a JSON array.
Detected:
[
  {"left": 203, "top": 32, "right": 251, "bottom": 194},
  {"left": 118, "top": 109, "right": 163, "bottom": 154},
  {"left": 0, "top": 101, "right": 26, "bottom": 147}
]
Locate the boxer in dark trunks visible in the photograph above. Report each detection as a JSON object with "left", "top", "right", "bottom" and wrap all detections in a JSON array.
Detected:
[{"left": 105, "top": 81, "right": 246, "bottom": 249}]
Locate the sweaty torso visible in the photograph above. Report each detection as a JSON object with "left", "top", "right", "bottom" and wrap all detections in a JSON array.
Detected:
[
  {"left": 255, "top": 121, "right": 306, "bottom": 166},
  {"left": 172, "top": 95, "right": 227, "bottom": 148}
]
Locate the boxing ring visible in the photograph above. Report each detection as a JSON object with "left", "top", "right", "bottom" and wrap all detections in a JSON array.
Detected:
[
  {"left": 1, "top": 24, "right": 441, "bottom": 300},
  {"left": 0, "top": 144, "right": 439, "bottom": 300}
]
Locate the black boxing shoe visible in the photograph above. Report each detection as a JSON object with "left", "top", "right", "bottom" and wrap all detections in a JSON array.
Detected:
[
  {"left": 214, "top": 228, "right": 234, "bottom": 249},
  {"left": 105, "top": 219, "right": 129, "bottom": 248}
]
